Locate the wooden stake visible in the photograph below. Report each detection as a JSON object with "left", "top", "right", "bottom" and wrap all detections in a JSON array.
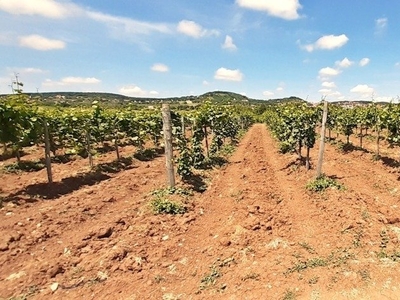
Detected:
[
  {"left": 316, "top": 101, "right": 328, "bottom": 178},
  {"left": 43, "top": 119, "right": 53, "bottom": 183},
  {"left": 162, "top": 104, "right": 175, "bottom": 188}
]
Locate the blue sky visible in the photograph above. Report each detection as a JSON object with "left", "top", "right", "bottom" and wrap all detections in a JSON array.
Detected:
[{"left": 0, "top": 0, "right": 399, "bottom": 102}]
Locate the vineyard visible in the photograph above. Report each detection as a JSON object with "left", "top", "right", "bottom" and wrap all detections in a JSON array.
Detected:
[{"left": 1, "top": 93, "right": 400, "bottom": 299}]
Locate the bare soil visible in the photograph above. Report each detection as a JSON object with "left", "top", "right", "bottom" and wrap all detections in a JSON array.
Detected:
[{"left": 1, "top": 124, "right": 400, "bottom": 300}]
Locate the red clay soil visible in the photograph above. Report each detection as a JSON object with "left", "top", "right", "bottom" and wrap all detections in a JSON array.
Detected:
[{"left": 1, "top": 124, "right": 400, "bottom": 300}]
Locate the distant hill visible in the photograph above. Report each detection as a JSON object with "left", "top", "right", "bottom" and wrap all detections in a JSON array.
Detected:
[{"left": 0, "top": 90, "right": 306, "bottom": 107}]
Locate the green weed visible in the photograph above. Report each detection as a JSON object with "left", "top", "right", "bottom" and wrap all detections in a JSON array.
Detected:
[{"left": 306, "top": 174, "right": 344, "bottom": 192}]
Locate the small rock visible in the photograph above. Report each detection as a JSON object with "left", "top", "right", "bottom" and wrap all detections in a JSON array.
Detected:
[
  {"left": 96, "top": 227, "right": 113, "bottom": 239},
  {"left": 102, "top": 197, "right": 116, "bottom": 203},
  {"left": 5, "top": 212, "right": 12, "bottom": 216},
  {"left": 0, "top": 243, "right": 9, "bottom": 251},
  {"left": 50, "top": 282, "right": 59, "bottom": 292}
]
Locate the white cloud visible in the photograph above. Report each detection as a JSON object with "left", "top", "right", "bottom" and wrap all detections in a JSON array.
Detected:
[
  {"left": 149, "top": 90, "right": 159, "bottom": 96},
  {"left": 263, "top": 90, "right": 274, "bottom": 97},
  {"left": 8, "top": 67, "right": 47, "bottom": 74},
  {"left": 203, "top": 80, "right": 210, "bottom": 85},
  {"left": 375, "top": 96, "right": 393, "bottom": 102},
  {"left": 359, "top": 58, "right": 370, "bottom": 67},
  {"left": 119, "top": 85, "right": 147, "bottom": 97},
  {"left": 395, "top": 62, "right": 400, "bottom": 68},
  {"left": 276, "top": 87, "right": 284, "bottom": 92},
  {"left": 177, "top": 20, "right": 219, "bottom": 38},
  {"left": 336, "top": 57, "right": 354, "bottom": 68},
  {"left": 0, "top": 0, "right": 82, "bottom": 18},
  {"left": 222, "top": 35, "right": 237, "bottom": 51},
  {"left": 88, "top": 11, "right": 172, "bottom": 36},
  {"left": 350, "top": 84, "right": 374, "bottom": 94},
  {"left": 318, "top": 88, "right": 332, "bottom": 94},
  {"left": 236, "top": 0, "right": 302, "bottom": 20},
  {"left": 304, "top": 34, "right": 349, "bottom": 52},
  {"left": 43, "top": 77, "right": 100, "bottom": 86},
  {"left": 375, "top": 18, "right": 388, "bottom": 34},
  {"left": 19, "top": 34, "right": 65, "bottom": 50},
  {"left": 318, "top": 67, "right": 341, "bottom": 77},
  {"left": 151, "top": 63, "right": 169, "bottom": 73},
  {"left": 214, "top": 68, "right": 243, "bottom": 81},
  {"left": 322, "top": 81, "right": 336, "bottom": 88}
]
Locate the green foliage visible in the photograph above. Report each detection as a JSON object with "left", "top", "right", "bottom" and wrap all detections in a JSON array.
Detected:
[
  {"left": 149, "top": 187, "right": 191, "bottom": 215},
  {"left": 306, "top": 175, "right": 344, "bottom": 192},
  {"left": 3, "top": 160, "right": 45, "bottom": 173}
]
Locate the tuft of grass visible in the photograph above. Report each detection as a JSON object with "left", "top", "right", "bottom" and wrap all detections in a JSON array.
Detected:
[
  {"left": 199, "top": 267, "right": 221, "bottom": 290},
  {"left": 299, "top": 242, "right": 316, "bottom": 254},
  {"left": 282, "top": 289, "right": 297, "bottom": 300},
  {"left": 306, "top": 174, "right": 344, "bottom": 192}
]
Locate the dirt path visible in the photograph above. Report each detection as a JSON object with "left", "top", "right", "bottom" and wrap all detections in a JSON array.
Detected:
[{"left": 1, "top": 124, "right": 400, "bottom": 300}]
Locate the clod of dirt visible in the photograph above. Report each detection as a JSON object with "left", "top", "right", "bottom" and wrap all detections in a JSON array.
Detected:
[
  {"left": 0, "top": 243, "right": 9, "bottom": 251},
  {"left": 47, "top": 263, "right": 64, "bottom": 278},
  {"left": 387, "top": 216, "right": 400, "bottom": 224},
  {"left": 219, "top": 237, "right": 231, "bottom": 247},
  {"left": 96, "top": 226, "right": 113, "bottom": 239}
]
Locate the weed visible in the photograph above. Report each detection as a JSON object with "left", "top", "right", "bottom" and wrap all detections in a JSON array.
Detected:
[
  {"left": 219, "top": 144, "right": 236, "bottom": 156},
  {"left": 361, "top": 210, "right": 370, "bottom": 220},
  {"left": 353, "top": 230, "right": 363, "bottom": 248},
  {"left": 200, "top": 267, "right": 221, "bottom": 290},
  {"left": 358, "top": 269, "right": 371, "bottom": 281},
  {"left": 150, "top": 198, "right": 186, "bottom": 215},
  {"left": 3, "top": 160, "right": 45, "bottom": 174},
  {"left": 380, "top": 229, "right": 390, "bottom": 249},
  {"left": 134, "top": 148, "right": 158, "bottom": 161},
  {"left": 286, "top": 248, "right": 354, "bottom": 274},
  {"left": 154, "top": 275, "right": 165, "bottom": 283},
  {"left": 299, "top": 242, "right": 315, "bottom": 254},
  {"left": 308, "top": 276, "right": 319, "bottom": 284},
  {"left": 282, "top": 289, "right": 297, "bottom": 300},
  {"left": 306, "top": 174, "right": 344, "bottom": 192},
  {"left": 149, "top": 187, "right": 192, "bottom": 215}
]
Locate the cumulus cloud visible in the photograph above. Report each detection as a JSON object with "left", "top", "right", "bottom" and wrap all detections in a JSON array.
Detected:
[
  {"left": 336, "top": 57, "right": 354, "bottom": 68},
  {"left": 263, "top": 90, "right": 274, "bottom": 97},
  {"left": 203, "top": 80, "right": 210, "bottom": 85},
  {"left": 359, "top": 58, "right": 370, "bottom": 67},
  {"left": 119, "top": 85, "right": 147, "bottom": 97},
  {"left": 236, "top": 0, "right": 302, "bottom": 20},
  {"left": 177, "top": 20, "right": 219, "bottom": 38},
  {"left": 318, "top": 88, "right": 332, "bottom": 94},
  {"left": 318, "top": 67, "right": 341, "bottom": 77},
  {"left": 222, "top": 35, "right": 237, "bottom": 51},
  {"left": 0, "top": 0, "right": 82, "bottom": 18},
  {"left": 350, "top": 84, "right": 374, "bottom": 94},
  {"left": 375, "top": 18, "right": 388, "bottom": 34},
  {"left": 19, "top": 34, "right": 65, "bottom": 50},
  {"left": 149, "top": 90, "right": 159, "bottom": 96},
  {"left": 276, "top": 87, "right": 284, "bottom": 92},
  {"left": 321, "top": 81, "right": 336, "bottom": 88},
  {"left": 43, "top": 77, "right": 100, "bottom": 86},
  {"left": 151, "top": 63, "right": 169, "bottom": 72},
  {"left": 214, "top": 67, "right": 243, "bottom": 81},
  {"left": 304, "top": 34, "right": 349, "bottom": 52}
]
